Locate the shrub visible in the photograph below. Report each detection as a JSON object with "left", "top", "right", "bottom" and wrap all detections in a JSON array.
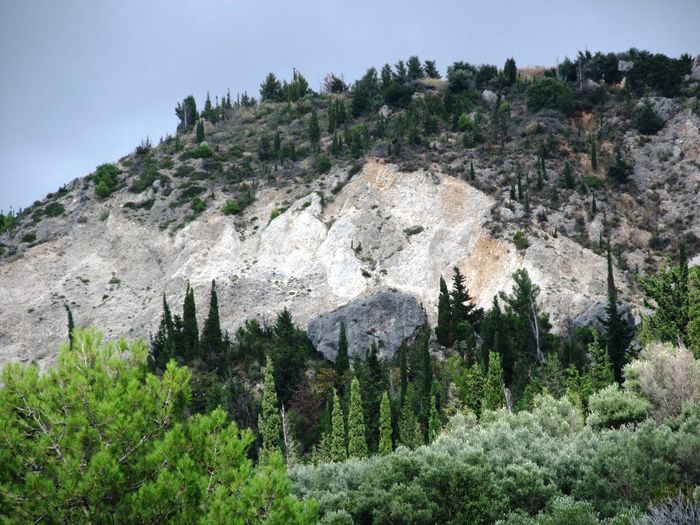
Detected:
[
  {"left": 42, "top": 202, "right": 65, "bottom": 217},
  {"left": 222, "top": 199, "right": 241, "bottom": 215},
  {"left": 93, "top": 163, "right": 119, "bottom": 198},
  {"left": 624, "top": 343, "right": 700, "bottom": 421},
  {"left": 527, "top": 77, "right": 574, "bottom": 116},
  {"left": 586, "top": 384, "right": 651, "bottom": 429},
  {"left": 270, "top": 209, "right": 281, "bottom": 222},
  {"left": 316, "top": 153, "right": 332, "bottom": 174},
  {"left": 21, "top": 232, "right": 37, "bottom": 243},
  {"left": 635, "top": 100, "right": 664, "bottom": 135},
  {"left": 184, "top": 143, "right": 215, "bottom": 159},
  {"left": 191, "top": 197, "right": 206, "bottom": 213},
  {"left": 513, "top": 230, "right": 530, "bottom": 250}
]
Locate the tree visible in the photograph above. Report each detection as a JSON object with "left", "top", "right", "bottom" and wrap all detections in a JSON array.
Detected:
[
  {"left": 0, "top": 329, "right": 316, "bottom": 523},
  {"left": 562, "top": 161, "right": 575, "bottom": 189},
  {"left": 607, "top": 146, "right": 632, "bottom": 184},
  {"left": 601, "top": 243, "right": 633, "bottom": 382},
  {"left": 260, "top": 72, "right": 283, "bottom": 102},
  {"left": 195, "top": 119, "right": 205, "bottom": 143},
  {"left": 590, "top": 133, "right": 598, "bottom": 171},
  {"left": 200, "top": 280, "right": 223, "bottom": 367},
  {"left": 635, "top": 99, "right": 664, "bottom": 135},
  {"left": 639, "top": 244, "right": 692, "bottom": 347},
  {"left": 64, "top": 303, "right": 74, "bottom": 350},
  {"left": 378, "top": 392, "right": 393, "bottom": 454},
  {"left": 360, "top": 341, "right": 386, "bottom": 451},
  {"left": 587, "top": 333, "right": 615, "bottom": 391},
  {"left": 483, "top": 352, "right": 506, "bottom": 410},
  {"left": 503, "top": 57, "right": 518, "bottom": 85},
  {"left": 436, "top": 276, "right": 452, "bottom": 346},
  {"left": 526, "top": 77, "right": 574, "bottom": 116},
  {"left": 148, "top": 294, "right": 174, "bottom": 372},
  {"left": 407, "top": 55, "right": 424, "bottom": 80},
  {"left": 347, "top": 377, "right": 368, "bottom": 457},
  {"left": 335, "top": 321, "right": 350, "bottom": 397},
  {"left": 308, "top": 110, "right": 320, "bottom": 149},
  {"left": 175, "top": 95, "right": 197, "bottom": 132},
  {"left": 427, "top": 394, "right": 441, "bottom": 442},
  {"left": 258, "top": 357, "right": 282, "bottom": 461},
  {"left": 451, "top": 266, "right": 482, "bottom": 338},
  {"left": 424, "top": 59, "right": 440, "bottom": 79},
  {"left": 182, "top": 283, "right": 199, "bottom": 361},
  {"left": 398, "top": 385, "right": 423, "bottom": 448},
  {"left": 281, "top": 404, "right": 299, "bottom": 469},
  {"left": 351, "top": 67, "right": 380, "bottom": 117},
  {"left": 330, "top": 389, "right": 347, "bottom": 462}
]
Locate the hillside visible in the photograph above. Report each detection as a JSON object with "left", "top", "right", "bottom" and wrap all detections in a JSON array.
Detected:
[{"left": 1, "top": 51, "right": 698, "bottom": 366}]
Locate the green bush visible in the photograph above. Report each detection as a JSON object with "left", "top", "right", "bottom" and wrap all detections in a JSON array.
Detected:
[
  {"left": 635, "top": 100, "right": 664, "bottom": 135},
  {"left": 527, "top": 77, "right": 574, "bottom": 116},
  {"left": 184, "top": 143, "right": 216, "bottom": 159},
  {"left": 93, "top": 163, "right": 119, "bottom": 198},
  {"left": 316, "top": 153, "right": 332, "bottom": 174},
  {"left": 513, "top": 230, "right": 530, "bottom": 250},
  {"left": 586, "top": 384, "right": 651, "bottom": 429},
  {"left": 21, "top": 232, "right": 37, "bottom": 243},
  {"left": 44, "top": 202, "right": 65, "bottom": 217},
  {"left": 191, "top": 197, "right": 206, "bottom": 213},
  {"left": 222, "top": 199, "right": 241, "bottom": 215}
]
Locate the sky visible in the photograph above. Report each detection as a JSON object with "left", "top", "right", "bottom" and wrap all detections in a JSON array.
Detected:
[{"left": 1, "top": 0, "right": 698, "bottom": 213}]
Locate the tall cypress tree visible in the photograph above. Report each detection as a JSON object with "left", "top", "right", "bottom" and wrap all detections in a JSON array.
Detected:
[
  {"left": 361, "top": 341, "right": 385, "bottom": 452},
  {"left": 427, "top": 394, "right": 442, "bottom": 443},
  {"left": 182, "top": 283, "right": 199, "bottom": 361},
  {"left": 330, "top": 389, "right": 347, "bottom": 462},
  {"left": 335, "top": 321, "right": 350, "bottom": 397},
  {"left": 483, "top": 352, "right": 505, "bottom": 411},
  {"left": 601, "top": 242, "right": 633, "bottom": 382},
  {"left": 588, "top": 333, "right": 614, "bottom": 391},
  {"left": 347, "top": 377, "right": 368, "bottom": 458},
  {"left": 398, "top": 385, "right": 423, "bottom": 448},
  {"left": 378, "top": 392, "right": 393, "bottom": 455},
  {"left": 149, "top": 295, "right": 174, "bottom": 372},
  {"left": 436, "top": 276, "right": 452, "bottom": 346},
  {"left": 64, "top": 304, "right": 75, "bottom": 350},
  {"left": 308, "top": 110, "right": 320, "bottom": 149},
  {"left": 590, "top": 133, "right": 598, "bottom": 171},
  {"left": 200, "top": 280, "right": 222, "bottom": 367},
  {"left": 258, "top": 357, "right": 281, "bottom": 461},
  {"left": 398, "top": 343, "right": 408, "bottom": 405},
  {"left": 195, "top": 119, "right": 205, "bottom": 144}
]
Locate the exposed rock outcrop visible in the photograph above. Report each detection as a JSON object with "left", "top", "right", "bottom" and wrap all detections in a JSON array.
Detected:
[{"left": 307, "top": 289, "right": 426, "bottom": 362}]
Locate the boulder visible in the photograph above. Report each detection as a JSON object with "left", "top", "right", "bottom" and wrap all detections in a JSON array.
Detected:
[
  {"left": 691, "top": 55, "right": 700, "bottom": 82},
  {"left": 307, "top": 289, "right": 427, "bottom": 362},
  {"left": 583, "top": 78, "right": 600, "bottom": 92},
  {"left": 378, "top": 105, "right": 391, "bottom": 118},
  {"left": 573, "top": 301, "right": 636, "bottom": 332},
  {"left": 481, "top": 89, "right": 498, "bottom": 106},
  {"left": 618, "top": 60, "right": 634, "bottom": 73}
]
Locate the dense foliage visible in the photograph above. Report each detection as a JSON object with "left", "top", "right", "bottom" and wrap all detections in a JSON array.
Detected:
[{"left": 0, "top": 330, "right": 316, "bottom": 524}]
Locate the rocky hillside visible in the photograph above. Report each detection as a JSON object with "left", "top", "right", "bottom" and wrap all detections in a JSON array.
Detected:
[{"left": 1, "top": 50, "right": 698, "bottom": 367}]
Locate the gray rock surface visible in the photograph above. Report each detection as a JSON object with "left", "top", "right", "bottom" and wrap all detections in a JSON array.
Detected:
[
  {"left": 618, "top": 60, "right": 634, "bottom": 72},
  {"left": 481, "top": 89, "right": 498, "bottom": 105},
  {"left": 307, "top": 289, "right": 427, "bottom": 362},
  {"left": 573, "top": 301, "right": 636, "bottom": 332}
]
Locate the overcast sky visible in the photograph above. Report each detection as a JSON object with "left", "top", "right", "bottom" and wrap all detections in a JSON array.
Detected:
[{"left": 1, "top": 0, "right": 698, "bottom": 213}]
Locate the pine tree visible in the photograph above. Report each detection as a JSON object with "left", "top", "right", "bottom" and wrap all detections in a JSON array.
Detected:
[
  {"left": 601, "top": 242, "right": 633, "bottom": 382},
  {"left": 427, "top": 394, "right": 441, "bottom": 443},
  {"left": 378, "top": 392, "right": 393, "bottom": 454},
  {"left": 64, "top": 304, "right": 75, "bottom": 350},
  {"left": 335, "top": 321, "right": 350, "bottom": 397},
  {"left": 407, "top": 55, "right": 424, "bottom": 80},
  {"left": 347, "top": 378, "right": 368, "bottom": 458},
  {"left": 195, "top": 119, "right": 205, "bottom": 143},
  {"left": 182, "top": 284, "right": 199, "bottom": 361},
  {"left": 503, "top": 57, "right": 517, "bottom": 85},
  {"left": 562, "top": 161, "right": 575, "bottom": 189},
  {"left": 200, "top": 280, "right": 222, "bottom": 367},
  {"left": 436, "top": 276, "right": 452, "bottom": 346},
  {"left": 330, "top": 389, "right": 347, "bottom": 462},
  {"left": 258, "top": 357, "right": 281, "bottom": 461},
  {"left": 424, "top": 60, "right": 440, "bottom": 79},
  {"left": 175, "top": 95, "right": 197, "bottom": 132},
  {"left": 483, "top": 352, "right": 505, "bottom": 411},
  {"left": 450, "top": 267, "right": 482, "bottom": 339}
]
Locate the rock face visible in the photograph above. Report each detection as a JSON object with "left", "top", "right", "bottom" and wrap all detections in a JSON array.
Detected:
[
  {"left": 573, "top": 301, "right": 636, "bottom": 333},
  {"left": 307, "top": 289, "right": 426, "bottom": 362},
  {"left": 0, "top": 160, "right": 630, "bottom": 369}
]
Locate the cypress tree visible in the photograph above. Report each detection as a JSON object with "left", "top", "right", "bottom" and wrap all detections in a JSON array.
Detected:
[
  {"left": 398, "top": 385, "right": 423, "bottom": 448},
  {"left": 347, "top": 377, "right": 368, "bottom": 458},
  {"left": 469, "top": 160, "right": 475, "bottom": 181},
  {"left": 483, "top": 352, "right": 505, "bottom": 411},
  {"left": 398, "top": 343, "right": 408, "bottom": 405},
  {"left": 149, "top": 295, "right": 174, "bottom": 372},
  {"left": 436, "top": 276, "right": 452, "bottom": 346},
  {"left": 335, "top": 321, "right": 350, "bottom": 397},
  {"left": 200, "top": 280, "right": 222, "bottom": 366},
  {"left": 588, "top": 333, "right": 614, "bottom": 391},
  {"left": 601, "top": 242, "right": 633, "bottom": 382},
  {"left": 330, "top": 389, "right": 347, "bottom": 462},
  {"left": 361, "top": 341, "right": 385, "bottom": 451},
  {"left": 308, "top": 110, "right": 320, "bottom": 149},
  {"left": 510, "top": 183, "right": 516, "bottom": 201},
  {"left": 590, "top": 133, "right": 598, "bottom": 171},
  {"left": 195, "top": 119, "right": 205, "bottom": 143},
  {"left": 258, "top": 357, "right": 281, "bottom": 461},
  {"left": 378, "top": 392, "right": 393, "bottom": 455},
  {"left": 517, "top": 169, "right": 523, "bottom": 200},
  {"left": 462, "top": 362, "right": 485, "bottom": 416},
  {"left": 562, "top": 161, "right": 575, "bottom": 189},
  {"left": 64, "top": 304, "right": 75, "bottom": 350},
  {"left": 591, "top": 195, "right": 597, "bottom": 215},
  {"left": 182, "top": 283, "right": 199, "bottom": 361},
  {"left": 427, "top": 394, "right": 441, "bottom": 443}
]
